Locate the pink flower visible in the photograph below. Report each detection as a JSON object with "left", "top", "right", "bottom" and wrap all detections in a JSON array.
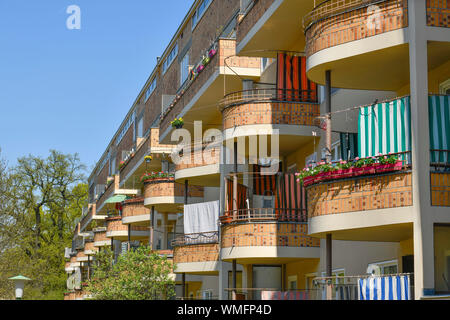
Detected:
[{"left": 296, "top": 179, "right": 300, "bottom": 183}]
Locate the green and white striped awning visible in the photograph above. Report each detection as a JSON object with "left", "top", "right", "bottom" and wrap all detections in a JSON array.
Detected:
[
  {"left": 358, "top": 95, "right": 450, "bottom": 163},
  {"left": 358, "top": 96, "right": 411, "bottom": 158},
  {"left": 429, "top": 95, "right": 450, "bottom": 163}
]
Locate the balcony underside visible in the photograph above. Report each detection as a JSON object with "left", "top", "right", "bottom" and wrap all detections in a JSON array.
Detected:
[
  {"left": 220, "top": 247, "right": 320, "bottom": 265},
  {"left": 122, "top": 214, "right": 151, "bottom": 226},
  {"left": 174, "top": 164, "right": 220, "bottom": 187},
  {"left": 144, "top": 196, "right": 204, "bottom": 213},
  {"left": 174, "top": 261, "right": 219, "bottom": 275},
  {"left": 309, "top": 217, "right": 413, "bottom": 242},
  {"left": 307, "top": 36, "right": 450, "bottom": 90},
  {"left": 236, "top": 0, "right": 314, "bottom": 56},
  {"left": 105, "top": 230, "right": 149, "bottom": 241}
]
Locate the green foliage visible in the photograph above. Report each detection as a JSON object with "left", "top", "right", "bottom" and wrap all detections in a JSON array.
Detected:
[
  {"left": 0, "top": 149, "right": 87, "bottom": 300},
  {"left": 87, "top": 246, "right": 176, "bottom": 300}
]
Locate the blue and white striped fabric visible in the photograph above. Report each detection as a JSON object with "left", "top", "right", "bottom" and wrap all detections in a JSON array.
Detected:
[{"left": 358, "top": 275, "right": 411, "bottom": 300}]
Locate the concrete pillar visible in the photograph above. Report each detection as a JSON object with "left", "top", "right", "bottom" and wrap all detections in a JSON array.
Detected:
[
  {"left": 162, "top": 214, "right": 169, "bottom": 250},
  {"left": 150, "top": 206, "right": 155, "bottom": 250},
  {"left": 408, "top": 0, "right": 434, "bottom": 299},
  {"left": 127, "top": 224, "right": 131, "bottom": 251},
  {"left": 325, "top": 70, "right": 332, "bottom": 163},
  {"left": 182, "top": 273, "right": 186, "bottom": 300},
  {"left": 232, "top": 259, "right": 237, "bottom": 300}
]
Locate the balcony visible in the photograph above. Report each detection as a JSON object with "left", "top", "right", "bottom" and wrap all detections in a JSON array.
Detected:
[
  {"left": 220, "top": 208, "right": 320, "bottom": 262},
  {"left": 304, "top": 0, "right": 409, "bottom": 57},
  {"left": 431, "top": 149, "right": 450, "bottom": 207},
  {"left": 172, "top": 232, "right": 220, "bottom": 274},
  {"left": 221, "top": 88, "right": 320, "bottom": 150},
  {"left": 159, "top": 38, "right": 261, "bottom": 144},
  {"left": 235, "top": 0, "right": 315, "bottom": 55},
  {"left": 121, "top": 197, "right": 151, "bottom": 226},
  {"left": 83, "top": 241, "right": 98, "bottom": 256},
  {"left": 79, "top": 204, "right": 106, "bottom": 232},
  {"left": 105, "top": 216, "right": 149, "bottom": 241},
  {"left": 119, "top": 128, "right": 174, "bottom": 189},
  {"left": 143, "top": 177, "right": 204, "bottom": 213},
  {"left": 93, "top": 227, "right": 109, "bottom": 247},
  {"left": 174, "top": 142, "right": 221, "bottom": 186}
]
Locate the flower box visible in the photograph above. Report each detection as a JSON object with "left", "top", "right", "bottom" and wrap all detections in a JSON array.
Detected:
[
  {"left": 197, "top": 65, "right": 205, "bottom": 73},
  {"left": 303, "top": 175, "right": 315, "bottom": 187},
  {"left": 314, "top": 171, "right": 331, "bottom": 183},
  {"left": 352, "top": 165, "right": 376, "bottom": 177},
  {"left": 330, "top": 168, "right": 353, "bottom": 180},
  {"left": 375, "top": 160, "right": 403, "bottom": 174},
  {"left": 208, "top": 49, "right": 217, "bottom": 58}
]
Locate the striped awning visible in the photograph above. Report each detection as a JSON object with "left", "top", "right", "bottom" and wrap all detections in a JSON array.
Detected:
[
  {"left": 358, "top": 96, "right": 411, "bottom": 158},
  {"left": 429, "top": 95, "right": 450, "bottom": 163}
]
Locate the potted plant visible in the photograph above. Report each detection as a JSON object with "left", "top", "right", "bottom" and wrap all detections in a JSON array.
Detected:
[
  {"left": 375, "top": 154, "right": 403, "bottom": 173},
  {"left": 202, "top": 54, "right": 210, "bottom": 66},
  {"left": 208, "top": 48, "right": 217, "bottom": 58},
  {"left": 197, "top": 64, "right": 205, "bottom": 73},
  {"left": 171, "top": 117, "right": 184, "bottom": 129}
]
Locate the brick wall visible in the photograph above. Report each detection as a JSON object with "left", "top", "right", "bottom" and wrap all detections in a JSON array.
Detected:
[
  {"left": 307, "top": 172, "right": 413, "bottom": 217},
  {"left": 114, "top": 124, "right": 135, "bottom": 170},
  {"left": 427, "top": 0, "right": 450, "bottom": 27},
  {"left": 122, "top": 199, "right": 151, "bottom": 218},
  {"left": 174, "top": 243, "right": 220, "bottom": 264},
  {"left": 222, "top": 101, "right": 320, "bottom": 129},
  {"left": 143, "top": 179, "right": 204, "bottom": 198},
  {"left": 431, "top": 172, "right": 450, "bottom": 206},
  {"left": 305, "top": 0, "right": 408, "bottom": 57},
  {"left": 221, "top": 222, "right": 320, "bottom": 248},
  {"left": 175, "top": 145, "right": 220, "bottom": 170}
]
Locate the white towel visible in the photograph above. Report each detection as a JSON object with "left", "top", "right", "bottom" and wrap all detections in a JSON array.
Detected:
[{"left": 183, "top": 200, "right": 219, "bottom": 234}]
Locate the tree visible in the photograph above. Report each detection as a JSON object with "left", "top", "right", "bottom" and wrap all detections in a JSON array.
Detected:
[
  {"left": 0, "top": 149, "right": 87, "bottom": 300},
  {"left": 87, "top": 246, "right": 176, "bottom": 300}
]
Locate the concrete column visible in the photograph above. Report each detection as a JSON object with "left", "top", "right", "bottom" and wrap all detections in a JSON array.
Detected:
[
  {"left": 408, "top": 0, "right": 434, "bottom": 299},
  {"left": 182, "top": 273, "right": 186, "bottom": 300},
  {"left": 127, "top": 224, "right": 131, "bottom": 251},
  {"left": 150, "top": 206, "right": 155, "bottom": 250},
  {"left": 162, "top": 214, "right": 169, "bottom": 250},
  {"left": 232, "top": 259, "right": 237, "bottom": 300},
  {"left": 325, "top": 70, "right": 332, "bottom": 163}
]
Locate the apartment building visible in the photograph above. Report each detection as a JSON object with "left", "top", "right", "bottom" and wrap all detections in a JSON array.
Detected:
[{"left": 64, "top": 0, "right": 450, "bottom": 301}]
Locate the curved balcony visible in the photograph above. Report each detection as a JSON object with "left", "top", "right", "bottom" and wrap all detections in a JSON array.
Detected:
[
  {"left": 105, "top": 216, "right": 149, "bottom": 241},
  {"left": 304, "top": 0, "right": 412, "bottom": 89},
  {"left": 221, "top": 88, "right": 320, "bottom": 150},
  {"left": 307, "top": 167, "right": 414, "bottom": 241},
  {"left": 143, "top": 178, "right": 204, "bottom": 213},
  {"left": 121, "top": 198, "right": 151, "bottom": 226},
  {"left": 174, "top": 143, "right": 221, "bottom": 187},
  {"left": 93, "top": 227, "right": 109, "bottom": 247},
  {"left": 220, "top": 208, "right": 320, "bottom": 263},
  {"left": 83, "top": 241, "right": 98, "bottom": 256},
  {"left": 172, "top": 232, "right": 220, "bottom": 274},
  {"left": 76, "top": 250, "right": 88, "bottom": 263}
]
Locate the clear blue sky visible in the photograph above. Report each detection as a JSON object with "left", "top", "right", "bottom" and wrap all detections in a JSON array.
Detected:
[{"left": 0, "top": 0, "right": 193, "bottom": 173}]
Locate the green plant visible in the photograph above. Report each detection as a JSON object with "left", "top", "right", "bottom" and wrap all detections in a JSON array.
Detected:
[
  {"left": 170, "top": 117, "right": 184, "bottom": 128},
  {"left": 378, "top": 153, "right": 399, "bottom": 164},
  {"left": 140, "top": 171, "right": 174, "bottom": 183}
]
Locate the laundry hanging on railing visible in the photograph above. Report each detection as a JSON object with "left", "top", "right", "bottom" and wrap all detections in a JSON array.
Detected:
[
  {"left": 358, "top": 96, "right": 411, "bottom": 159},
  {"left": 429, "top": 95, "right": 450, "bottom": 164},
  {"left": 277, "top": 53, "right": 317, "bottom": 102},
  {"left": 184, "top": 200, "right": 219, "bottom": 234},
  {"left": 358, "top": 275, "right": 411, "bottom": 300},
  {"left": 261, "top": 291, "right": 311, "bottom": 300}
]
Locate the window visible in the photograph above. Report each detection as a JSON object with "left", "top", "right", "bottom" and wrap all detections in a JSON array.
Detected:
[
  {"left": 305, "top": 152, "right": 317, "bottom": 167},
  {"left": 192, "top": 0, "right": 212, "bottom": 30},
  {"left": 162, "top": 44, "right": 178, "bottom": 74},
  {"left": 439, "top": 78, "right": 450, "bottom": 95},
  {"left": 288, "top": 276, "right": 298, "bottom": 290},
  {"left": 321, "top": 269, "right": 345, "bottom": 285},
  {"left": 180, "top": 52, "right": 190, "bottom": 86},
  {"left": 116, "top": 111, "right": 135, "bottom": 146},
  {"left": 145, "top": 78, "right": 157, "bottom": 101},
  {"left": 109, "top": 156, "right": 116, "bottom": 175},
  {"left": 137, "top": 117, "right": 143, "bottom": 138},
  {"left": 261, "top": 58, "right": 275, "bottom": 73},
  {"left": 368, "top": 260, "right": 398, "bottom": 276}
]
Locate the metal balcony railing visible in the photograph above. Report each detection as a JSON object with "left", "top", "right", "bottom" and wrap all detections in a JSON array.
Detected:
[
  {"left": 172, "top": 231, "right": 219, "bottom": 247},
  {"left": 220, "top": 88, "right": 318, "bottom": 110},
  {"left": 222, "top": 208, "right": 307, "bottom": 223}
]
